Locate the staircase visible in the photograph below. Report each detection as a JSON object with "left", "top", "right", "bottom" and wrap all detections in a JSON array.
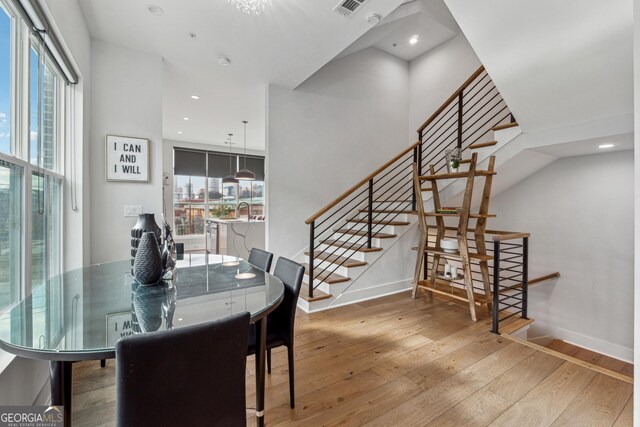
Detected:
[{"left": 298, "top": 65, "right": 526, "bottom": 312}]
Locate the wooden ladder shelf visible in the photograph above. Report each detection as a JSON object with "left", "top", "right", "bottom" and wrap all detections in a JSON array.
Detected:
[{"left": 411, "top": 152, "right": 497, "bottom": 321}]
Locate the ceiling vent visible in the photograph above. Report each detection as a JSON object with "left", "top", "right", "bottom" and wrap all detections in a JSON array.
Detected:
[{"left": 333, "top": 0, "right": 369, "bottom": 18}]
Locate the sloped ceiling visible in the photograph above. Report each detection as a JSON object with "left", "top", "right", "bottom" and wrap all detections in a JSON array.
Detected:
[{"left": 444, "top": 0, "right": 633, "bottom": 133}]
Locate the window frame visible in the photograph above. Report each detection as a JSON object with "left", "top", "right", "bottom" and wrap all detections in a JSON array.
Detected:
[{"left": 0, "top": 0, "right": 65, "bottom": 311}]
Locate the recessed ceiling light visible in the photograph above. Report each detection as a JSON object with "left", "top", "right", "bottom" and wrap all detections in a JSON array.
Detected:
[
  {"left": 409, "top": 35, "right": 418, "bottom": 45},
  {"left": 147, "top": 5, "right": 164, "bottom": 16},
  {"left": 218, "top": 56, "right": 231, "bottom": 66},
  {"left": 178, "top": 131, "right": 183, "bottom": 134},
  {"left": 191, "top": 95, "right": 200, "bottom": 100},
  {"left": 183, "top": 117, "right": 189, "bottom": 121},
  {"left": 599, "top": 143, "right": 614, "bottom": 149}
]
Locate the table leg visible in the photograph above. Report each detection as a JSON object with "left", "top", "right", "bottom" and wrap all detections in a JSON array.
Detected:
[
  {"left": 255, "top": 318, "right": 267, "bottom": 427},
  {"left": 50, "top": 361, "right": 72, "bottom": 427}
]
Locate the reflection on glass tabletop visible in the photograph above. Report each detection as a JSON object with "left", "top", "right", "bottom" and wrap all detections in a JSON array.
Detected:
[{"left": 0, "top": 254, "right": 283, "bottom": 357}]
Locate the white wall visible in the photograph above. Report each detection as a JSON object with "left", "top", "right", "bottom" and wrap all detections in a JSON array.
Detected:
[
  {"left": 489, "top": 151, "right": 633, "bottom": 361},
  {"left": 90, "top": 40, "right": 163, "bottom": 264},
  {"left": 633, "top": 0, "right": 639, "bottom": 418},
  {"left": 267, "top": 47, "right": 409, "bottom": 258},
  {"left": 408, "top": 34, "right": 481, "bottom": 141}
]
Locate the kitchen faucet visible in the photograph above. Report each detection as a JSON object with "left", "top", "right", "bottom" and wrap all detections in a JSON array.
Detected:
[{"left": 236, "top": 201, "right": 251, "bottom": 221}]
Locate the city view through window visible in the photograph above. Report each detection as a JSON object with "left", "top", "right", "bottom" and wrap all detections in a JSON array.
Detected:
[{"left": 173, "top": 175, "right": 264, "bottom": 236}]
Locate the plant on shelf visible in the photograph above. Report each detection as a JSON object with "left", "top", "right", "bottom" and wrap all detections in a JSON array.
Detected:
[{"left": 446, "top": 147, "right": 462, "bottom": 173}]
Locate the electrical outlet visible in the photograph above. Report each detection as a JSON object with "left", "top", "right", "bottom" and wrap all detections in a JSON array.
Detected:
[{"left": 124, "top": 205, "right": 143, "bottom": 217}]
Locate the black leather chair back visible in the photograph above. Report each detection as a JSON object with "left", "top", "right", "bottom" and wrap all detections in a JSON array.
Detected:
[
  {"left": 270, "top": 257, "right": 304, "bottom": 346},
  {"left": 248, "top": 248, "right": 274, "bottom": 273},
  {"left": 115, "top": 312, "right": 250, "bottom": 427}
]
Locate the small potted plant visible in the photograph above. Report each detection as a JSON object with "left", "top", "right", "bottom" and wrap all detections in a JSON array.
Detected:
[{"left": 446, "top": 147, "right": 462, "bottom": 173}]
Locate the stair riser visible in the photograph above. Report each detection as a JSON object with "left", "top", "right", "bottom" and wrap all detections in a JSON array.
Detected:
[
  {"left": 316, "top": 244, "right": 366, "bottom": 261},
  {"left": 301, "top": 279, "right": 334, "bottom": 294},
  {"left": 344, "top": 223, "right": 399, "bottom": 234},
  {"left": 304, "top": 257, "right": 350, "bottom": 277},
  {"left": 354, "top": 213, "right": 409, "bottom": 222},
  {"left": 372, "top": 201, "right": 413, "bottom": 211},
  {"left": 331, "top": 233, "right": 385, "bottom": 247}
]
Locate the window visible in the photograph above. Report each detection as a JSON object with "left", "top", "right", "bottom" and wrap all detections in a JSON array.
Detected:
[
  {"left": 0, "top": 6, "right": 10, "bottom": 155},
  {"left": 0, "top": 0, "right": 65, "bottom": 314},
  {"left": 0, "top": 160, "right": 22, "bottom": 309},
  {"left": 173, "top": 148, "right": 265, "bottom": 237}
]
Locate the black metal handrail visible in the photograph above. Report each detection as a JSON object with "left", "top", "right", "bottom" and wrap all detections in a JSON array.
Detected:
[{"left": 305, "top": 66, "right": 513, "bottom": 299}]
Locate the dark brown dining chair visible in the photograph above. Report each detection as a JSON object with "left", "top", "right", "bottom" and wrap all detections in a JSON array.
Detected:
[
  {"left": 247, "top": 257, "right": 304, "bottom": 408},
  {"left": 115, "top": 312, "right": 250, "bottom": 427},
  {"left": 248, "top": 248, "right": 274, "bottom": 273}
]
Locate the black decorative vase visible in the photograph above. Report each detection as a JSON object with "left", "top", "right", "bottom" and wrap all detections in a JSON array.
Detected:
[
  {"left": 133, "top": 232, "right": 163, "bottom": 285},
  {"left": 131, "top": 213, "right": 162, "bottom": 269}
]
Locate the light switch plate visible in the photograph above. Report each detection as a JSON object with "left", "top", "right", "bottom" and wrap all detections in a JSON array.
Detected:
[{"left": 124, "top": 205, "right": 143, "bottom": 217}]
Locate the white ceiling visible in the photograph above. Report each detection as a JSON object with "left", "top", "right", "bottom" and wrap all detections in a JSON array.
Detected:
[
  {"left": 443, "top": 0, "right": 633, "bottom": 134},
  {"left": 335, "top": 0, "right": 458, "bottom": 62},
  {"left": 531, "top": 133, "right": 633, "bottom": 158},
  {"left": 78, "top": 0, "right": 405, "bottom": 150}
]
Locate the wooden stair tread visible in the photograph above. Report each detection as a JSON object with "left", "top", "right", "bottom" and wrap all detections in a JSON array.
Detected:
[
  {"left": 499, "top": 317, "right": 534, "bottom": 335},
  {"left": 358, "top": 209, "right": 416, "bottom": 214},
  {"left": 424, "top": 212, "right": 497, "bottom": 218},
  {"left": 299, "top": 286, "right": 332, "bottom": 302},
  {"left": 304, "top": 251, "right": 367, "bottom": 268},
  {"left": 492, "top": 122, "right": 518, "bottom": 131},
  {"left": 303, "top": 264, "right": 350, "bottom": 284},
  {"left": 467, "top": 140, "right": 497, "bottom": 150},
  {"left": 411, "top": 246, "right": 493, "bottom": 261},
  {"left": 417, "top": 279, "right": 491, "bottom": 305},
  {"left": 418, "top": 170, "right": 496, "bottom": 180},
  {"left": 347, "top": 218, "right": 410, "bottom": 226},
  {"left": 334, "top": 229, "right": 396, "bottom": 239},
  {"left": 321, "top": 239, "right": 383, "bottom": 252}
]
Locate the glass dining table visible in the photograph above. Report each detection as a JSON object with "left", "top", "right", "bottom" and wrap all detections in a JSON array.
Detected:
[{"left": 0, "top": 254, "right": 284, "bottom": 427}]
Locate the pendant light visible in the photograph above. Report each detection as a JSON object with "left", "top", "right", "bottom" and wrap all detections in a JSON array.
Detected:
[
  {"left": 222, "top": 133, "right": 239, "bottom": 184},
  {"left": 234, "top": 120, "right": 256, "bottom": 181}
]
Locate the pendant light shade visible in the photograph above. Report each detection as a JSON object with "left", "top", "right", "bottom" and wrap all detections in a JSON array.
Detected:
[
  {"left": 222, "top": 174, "right": 239, "bottom": 184},
  {"left": 234, "top": 120, "right": 255, "bottom": 181},
  {"left": 223, "top": 133, "right": 239, "bottom": 184},
  {"left": 234, "top": 169, "right": 255, "bottom": 180}
]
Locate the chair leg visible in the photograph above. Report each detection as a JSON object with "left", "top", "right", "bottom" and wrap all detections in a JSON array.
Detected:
[
  {"left": 267, "top": 348, "right": 271, "bottom": 375},
  {"left": 287, "top": 345, "right": 295, "bottom": 408},
  {"left": 100, "top": 359, "right": 105, "bottom": 368}
]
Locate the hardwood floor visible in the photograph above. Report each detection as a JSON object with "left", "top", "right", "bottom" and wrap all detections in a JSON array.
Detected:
[
  {"left": 545, "top": 339, "right": 634, "bottom": 377},
  {"left": 71, "top": 291, "right": 633, "bottom": 426}
]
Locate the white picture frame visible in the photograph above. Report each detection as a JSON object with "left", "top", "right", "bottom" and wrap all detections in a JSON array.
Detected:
[
  {"left": 105, "top": 312, "right": 135, "bottom": 347},
  {"left": 106, "top": 135, "right": 150, "bottom": 182}
]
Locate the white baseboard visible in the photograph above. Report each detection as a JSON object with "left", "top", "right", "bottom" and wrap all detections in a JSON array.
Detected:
[
  {"left": 533, "top": 320, "right": 633, "bottom": 363},
  {"left": 298, "top": 279, "right": 412, "bottom": 314}
]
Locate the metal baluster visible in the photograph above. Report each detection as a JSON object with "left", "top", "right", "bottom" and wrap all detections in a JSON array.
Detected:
[
  {"left": 492, "top": 239, "right": 500, "bottom": 334},
  {"left": 457, "top": 92, "right": 463, "bottom": 149},
  {"left": 309, "top": 222, "right": 315, "bottom": 298},
  {"left": 522, "top": 237, "right": 529, "bottom": 319},
  {"left": 367, "top": 179, "right": 373, "bottom": 249},
  {"left": 412, "top": 147, "right": 417, "bottom": 211}
]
